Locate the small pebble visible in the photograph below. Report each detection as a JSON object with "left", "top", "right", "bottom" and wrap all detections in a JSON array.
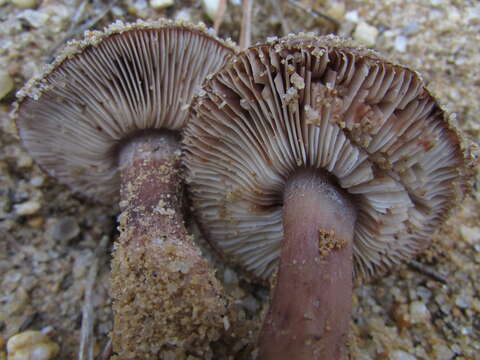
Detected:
[
  {"left": 0, "top": 71, "right": 14, "bottom": 100},
  {"left": 353, "top": 22, "right": 379, "bottom": 47},
  {"left": 416, "top": 286, "right": 432, "bottom": 301},
  {"left": 402, "top": 23, "right": 421, "bottom": 36},
  {"left": 111, "top": 6, "right": 125, "bottom": 16},
  {"left": 345, "top": 10, "right": 359, "bottom": 23},
  {"left": 433, "top": 344, "right": 454, "bottom": 360},
  {"left": 27, "top": 216, "right": 44, "bottom": 229},
  {"left": 29, "top": 176, "right": 45, "bottom": 188},
  {"left": 223, "top": 267, "right": 238, "bottom": 286},
  {"left": 202, "top": 0, "right": 221, "bottom": 21},
  {"left": 150, "top": 0, "right": 173, "bottom": 9},
  {"left": 390, "top": 350, "right": 416, "bottom": 360},
  {"left": 409, "top": 301, "right": 430, "bottom": 323},
  {"left": 471, "top": 298, "right": 480, "bottom": 313},
  {"left": 241, "top": 295, "right": 260, "bottom": 314},
  {"left": 14, "top": 200, "right": 41, "bottom": 216},
  {"left": 222, "top": 316, "right": 230, "bottom": 330},
  {"left": 12, "top": 0, "right": 36, "bottom": 8},
  {"left": 17, "top": 154, "right": 33, "bottom": 168},
  {"left": 17, "top": 10, "right": 50, "bottom": 28},
  {"left": 52, "top": 217, "right": 80, "bottom": 242},
  {"left": 459, "top": 225, "right": 480, "bottom": 244},
  {"left": 7, "top": 331, "right": 59, "bottom": 360},
  {"left": 128, "top": 0, "right": 148, "bottom": 17},
  {"left": 174, "top": 8, "right": 191, "bottom": 21},
  {"left": 455, "top": 292, "right": 470, "bottom": 309},
  {"left": 290, "top": 73, "right": 305, "bottom": 90},
  {"left": 326, "top": 1, "right": 345, "bottom": 21},
  {"left": 394, "top": 35, "right": 408, "bottom": 52}
]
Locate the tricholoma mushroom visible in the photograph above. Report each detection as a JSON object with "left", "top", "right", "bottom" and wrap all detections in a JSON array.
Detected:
[
  {"left": 15, "top": 20, "right": 235, "bottom": 358},
  {"left": 183, "top": 34, "right": 474, "bottom": 358}
]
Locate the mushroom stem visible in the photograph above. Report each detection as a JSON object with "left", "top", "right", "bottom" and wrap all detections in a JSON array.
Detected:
[
  {"left": 258, "top": 169, "right": 356, "bottom": 360},
  {"left": 111, "top": 132, "right": 225, "bottom": 358}
]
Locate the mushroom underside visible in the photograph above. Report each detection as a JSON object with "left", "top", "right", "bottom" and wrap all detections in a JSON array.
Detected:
[
  {"left": 16, "top": 21, "right": 234, "bottom": 203},
  {"left": 184, "top": 36, "right": 470, "bottom": 280}
]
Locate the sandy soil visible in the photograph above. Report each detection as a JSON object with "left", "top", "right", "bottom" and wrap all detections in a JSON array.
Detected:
[{"left": 0, "top": 0, "right": 479, "bottom": 359}]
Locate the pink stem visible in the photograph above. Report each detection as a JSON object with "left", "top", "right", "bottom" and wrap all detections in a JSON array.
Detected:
[
  {"left": 111, "top": 132, "right": 226, "bottom": 358},
  {"left": 259, "top": 170, "right": 356, "bottom": 359}
]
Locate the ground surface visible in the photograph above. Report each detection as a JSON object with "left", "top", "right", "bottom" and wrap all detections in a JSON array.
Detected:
[{"left": 0, "top": 0, "right": 479, "bottom": 359}]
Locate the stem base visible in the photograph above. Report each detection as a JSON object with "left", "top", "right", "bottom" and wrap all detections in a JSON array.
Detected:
[{"left": 111, "top": 133, "right": 226, "bottom": 358}]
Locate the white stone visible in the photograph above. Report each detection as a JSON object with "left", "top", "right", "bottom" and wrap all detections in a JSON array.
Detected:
[
  {"left": 29, "top": 176, "right": 45, "bottom": 187},
  {"left": 326, "top": 1, "right": 346, "bottom": 21},
  {"left": 459, "top": 225, "right": 480, "bottom": 244},
  {"left": 448, "top": 8, "right": 461, "bottom": 22},
  {"left": 345, "top": 10, "right": 359, "bottom": 23},
  {"left": 17, "top": 153, "right": 33, "bottom": 168},
  {"left": 455, "top": 290, "right": 471, "bottom": 309},
  {"left": 52, "top": 217, "right": 80, "bottom": 242},
  {"left": 12, "top": 0, "right": 36, "bottom": 8},
  {"left": 14, "top": 200, "right": 41, "bottom": 216},
  {"left": 150, "top": 0, "right": 173, "bottom": 9},
  {"left": 394, "top": 35, "right": 408, "bottom": 52},
  {"left": 402, "top": 23, "right": 421, "bottom": 36},
  {"left": 223, "top": 267, "right": 238, "bottom": 285},
  {"left": 222, "top": 316, "right": 230, "bottom": 330},
  {"left": 353, "top": 22, "right": 379, "bottom": 47},
  {"left": 202, "top": 0, "right": 221, "bottom": 21},
  {"left": 111, "top": 6, "right": 125, "bottom": 16},
  {"left": 17, "top": 10, "right": 50, "bottom": 28},
  {"left": 290, "top": 73, "right": 305, "bottom": 90},
  {"left": 433, "top": 344, "right": 454, "bottom": 360},
  {"left": 7, "top": 331, "right": 59, "bottom": 360},
  {"left": 241, "top": 295, "right": 260, "bottom": 314},
  {"left": 175, "top": 8, "right": 192, "bottom": 21},
  {"left": 0, "top": 71, "right": 14, "bottom": 100},
  {"left": 410, "top": 300, "right": 430, "bottom": 323},
  {"left": 390, "top": 350, "right": 416, "bottom": 360}
]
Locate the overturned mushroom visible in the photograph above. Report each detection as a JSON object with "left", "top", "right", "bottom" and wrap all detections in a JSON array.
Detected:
[
  {"left": 15, "top": 20, "right": 235, "bottom": 358},
  {"left": 183, "top": 34, "right": 474, "bottom": 359}
]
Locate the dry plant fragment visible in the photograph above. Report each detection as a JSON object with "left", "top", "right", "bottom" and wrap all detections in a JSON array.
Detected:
[
  {"left": 15, "top": 20, "right": 236, "bottom": 359},
  {"left": 6, "top": 330, "right": 59, "bottom": 360},
  {"left": 239, "top": 0, "right": 253, "bottom": 49},
  {"left": 183, "top": 34, "right": 474, "bottom": 359}
]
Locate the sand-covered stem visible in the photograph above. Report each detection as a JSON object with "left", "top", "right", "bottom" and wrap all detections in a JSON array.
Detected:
[
  {"left": 258, "top": 170, "right": 357, "bottom": 360},
  {"left": 111, "top": 132, "right": 226, "bottom": 359}
]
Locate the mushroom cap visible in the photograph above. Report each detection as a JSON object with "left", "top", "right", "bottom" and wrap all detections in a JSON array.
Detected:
[
  {"left": 15, "top": 19, "right": 236, "bottom": 203},
  {"left": 183, "top": 34, "right": 475, "bottom": 280}
]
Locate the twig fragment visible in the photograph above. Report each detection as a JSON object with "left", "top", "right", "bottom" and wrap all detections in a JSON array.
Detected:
[
  {"left": 286, "top": 0, "right": 340, "bottom": 28},
  {"left": 269, "top": 0, "right": 291, "bottom": 35},
  {"left": 408, "top": 260, "right": 448, "bottom": 284},
  {"left": 239, "top": 0, "right": 253, "bottom": 49},
  {"left": 97, "top": 338, "right": 112, "bottom": 360},
  {"left": 213, "top": 0, "right": 227, "bottom": 33},
  {"left": 47, "top": 0, "right": 118, "bottom": 60},
  {"left": 78, "top": 236, "right": 109, "bottom": 360}
]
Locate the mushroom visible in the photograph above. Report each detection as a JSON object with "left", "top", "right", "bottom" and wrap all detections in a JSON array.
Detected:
[
  {"left": 15, "top": 20, "right": 235, "bottom": 358},
  {"left": 183, "top": 34, "right": 474, "bottom": 359}
]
